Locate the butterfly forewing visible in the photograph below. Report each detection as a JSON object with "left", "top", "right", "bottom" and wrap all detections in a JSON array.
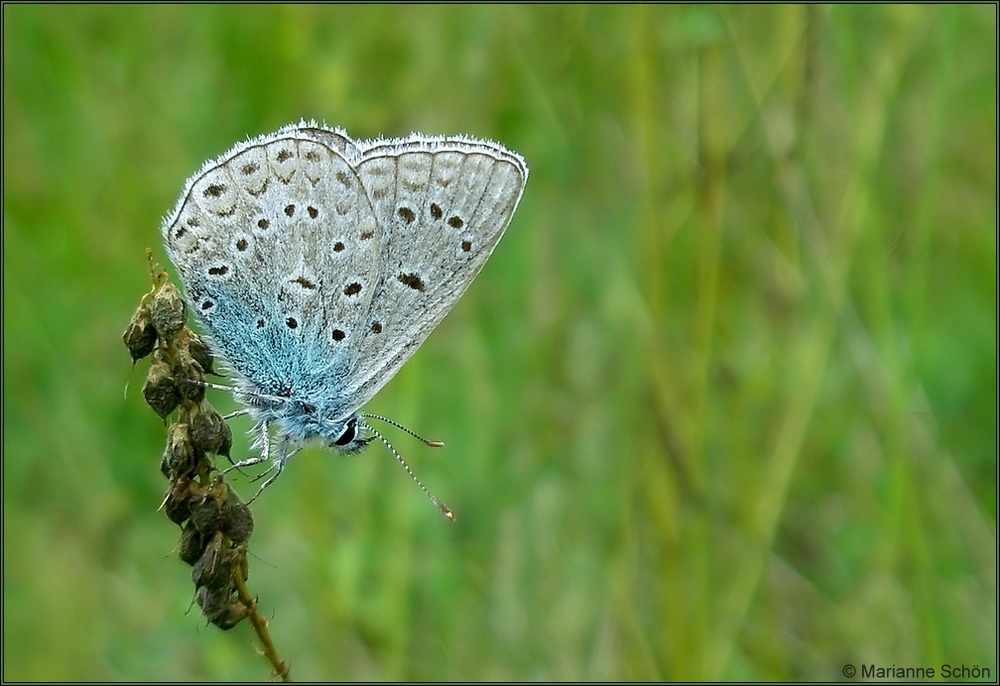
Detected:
[{"left": 164, "top": 130, "right": 385, "bottom": 405}]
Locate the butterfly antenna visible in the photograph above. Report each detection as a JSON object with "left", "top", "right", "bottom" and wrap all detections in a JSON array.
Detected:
[
  {"left": 362, "top": 413, "right": 445, "bottom": 447},
  {"left": 365, "top": 422, "right": 455, "bottom": 521}
]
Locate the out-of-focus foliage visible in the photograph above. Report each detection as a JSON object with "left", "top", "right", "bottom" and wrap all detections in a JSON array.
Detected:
[{"left": 3, "top": 5, "right": 995, "bottom": 680}]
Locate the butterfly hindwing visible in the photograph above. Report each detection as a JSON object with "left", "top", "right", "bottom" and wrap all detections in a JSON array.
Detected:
[{"left": 340, "top": 137, "right": 528, "bottom": 411}]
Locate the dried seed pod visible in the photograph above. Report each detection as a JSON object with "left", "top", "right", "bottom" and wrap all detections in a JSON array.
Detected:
[
  {"left": 143, "top": 354, "right": 180, "bottom": 419},
  {"left": 190, "top": 488, "right": 224, "bottom": 534},
  {"left": 149, "top": 281, "right": 186, "bottom": 340},
  {"left": 179, "top": 522, "right": 210, "bottom": 566},
  {"left": 172, "top": 348, "right": 206, "bottom": 403},
  {"left": 196, "top": 585, "right": 249, "bottom": 630},
  {"left": 186, "top": 331, "right": 216, "bottom": 376},
  {"left": 160, "top": 422, "right": 199, "bottom": 479},
  {"left": 210, "top": 599, "right": 250, "bottom": 630},
  {"left": 123, "top": 304, "right": 157, "bottom": 361},
  {"left": 163, "top": 477, "right": 200, "bottom": 525},
  {"left": 219, "top": 484, "right": 254, "bottom": 544},
  {"left": 216, "top": 419, "right": 233, "bottom": 460},
  {"left": 193, "top": 534, "right": 247, "bottom": 591},
  {"left": 188, "top": 401, "right": 229, "bottom": 455},
  {"left": 195, "top": 582, "right": 233, "bottom": 617},
  {"left": 192, "top": 532, "right": 229, "bottom": 590}
]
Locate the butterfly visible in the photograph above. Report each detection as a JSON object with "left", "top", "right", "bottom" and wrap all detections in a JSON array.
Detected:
[{"left": 162, "top": 121, "right": 527, "bottom": 516}]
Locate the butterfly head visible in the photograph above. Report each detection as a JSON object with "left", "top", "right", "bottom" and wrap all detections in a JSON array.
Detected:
[
  {"left": 252, "top": 392, "right": 373, "bottom": 454},
  {"left": 324, "top": 413, "right": 374, "bottom": 454}
]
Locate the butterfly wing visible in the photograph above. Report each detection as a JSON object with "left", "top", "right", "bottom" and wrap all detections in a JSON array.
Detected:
[
  {"left": 162, "top": 125, "right": 385, "bottom": 416},
  {"left": 336, "top": 135, "right": 528, "bottom": 413}
]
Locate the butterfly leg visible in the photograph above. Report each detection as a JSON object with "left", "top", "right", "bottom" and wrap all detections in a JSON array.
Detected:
[
  {"left": 245, "top": 433, "right": 297, "bottom": 504},
  {"left": 199, "top": 380, "right": 235, "bottom": 392},
  {"left": 220, "top": 420, "right": 271, "bottom": 476}
]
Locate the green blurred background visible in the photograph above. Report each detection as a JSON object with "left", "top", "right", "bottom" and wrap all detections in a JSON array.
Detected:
[{"left": 3, "top": 5, "right": 996, "bottom": 681}]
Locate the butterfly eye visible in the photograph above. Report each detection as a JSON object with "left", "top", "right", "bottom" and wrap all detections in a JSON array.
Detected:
[
  {"left": 334, "top": 419, "right": 357, "bottom": 446},
  {"left": 301, "top": 402, "right": 316, "bottom": 415}
]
